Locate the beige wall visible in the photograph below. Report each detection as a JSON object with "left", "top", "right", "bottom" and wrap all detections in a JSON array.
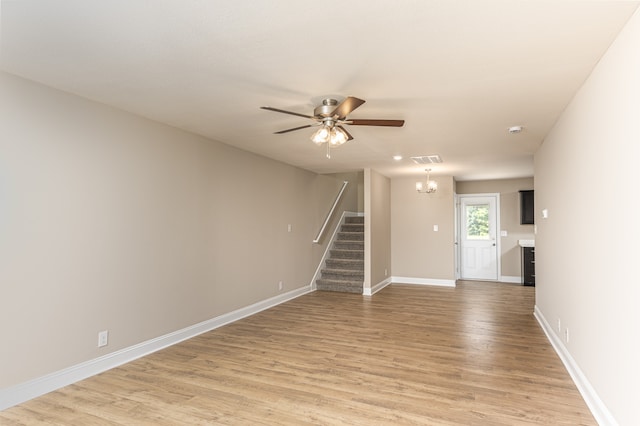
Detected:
[
  {"left": 0, "top": 72, "right": 345, "bottom": 388},
  {"left": 363, "top": 169, "right": 391, "bottom": 290},
  {"left": 333, "top": 171, "right": 363, "bottom": 215},
  {"left": 390, "top": 175, "right": 455, "bottom": 281},
  {"left": 456, "top": 178, "right": 535, "bottom": 279},
  {"left": 314, "top": 171, "right": 364, "bottom": 246},
  {"left": 535, "top": 8, "right": 640, "bottom": 425}
]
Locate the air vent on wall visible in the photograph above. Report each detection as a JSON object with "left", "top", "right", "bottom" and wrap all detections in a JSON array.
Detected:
[{"left": 410, "top": 155, "right": 442, "bottom": 165}]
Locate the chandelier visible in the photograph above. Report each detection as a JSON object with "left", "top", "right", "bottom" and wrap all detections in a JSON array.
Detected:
[{"left": 416, "top": 168, "right": 438, "bottom": 193}]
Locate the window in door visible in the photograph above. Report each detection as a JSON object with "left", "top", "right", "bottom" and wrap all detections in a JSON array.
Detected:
[{"left": 466, "top": 204, "right": 490, "bottom": 240}]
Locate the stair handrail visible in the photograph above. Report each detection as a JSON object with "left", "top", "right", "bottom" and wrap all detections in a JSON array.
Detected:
[{"left": 313, "top": 180, "right": 349, "bottom": 244}]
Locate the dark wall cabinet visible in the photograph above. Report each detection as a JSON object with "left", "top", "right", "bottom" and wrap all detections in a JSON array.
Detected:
[
  {"left": 522, "top": 247, "right": 535, "bottom": 286},
  {"left": 519, "top": 190, "right": 534, "bottom": 224}
]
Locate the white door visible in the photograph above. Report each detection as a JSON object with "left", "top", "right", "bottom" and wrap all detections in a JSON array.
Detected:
[{"left": 459, "top": 195, "right": 499, "bottom": 281}]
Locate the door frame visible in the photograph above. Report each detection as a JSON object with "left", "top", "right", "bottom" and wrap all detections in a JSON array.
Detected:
[{"left": 455, "top": 193, "right": 501, "bottom": 281}]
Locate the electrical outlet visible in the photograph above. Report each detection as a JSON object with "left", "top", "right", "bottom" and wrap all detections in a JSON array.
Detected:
[
  {"left": 278, "top": 281, "right": 283, "bottom": 291},
  {"left": 98, "top": 330, "right": 109, "bottom": 348},
  {"left": 384, "top": 268, "right": 388, "bottom": 276},
  {"left": 287, "top": 224, "right": 292, "bottom": 233},
  {"left": 557, "top": 319, "right": 561, "bottom": 333},
  {"left": 565, "top": 328, "right": 570, "bottom": 343}
]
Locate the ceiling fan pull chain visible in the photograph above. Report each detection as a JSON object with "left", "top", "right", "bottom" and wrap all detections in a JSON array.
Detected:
[{"left": 326, "top": 142, "right": 331, "bottom": 159}]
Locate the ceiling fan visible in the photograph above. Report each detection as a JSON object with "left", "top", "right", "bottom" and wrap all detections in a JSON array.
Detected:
[{"left": 260, "top": 97, "right": 405, "bottom": 158}]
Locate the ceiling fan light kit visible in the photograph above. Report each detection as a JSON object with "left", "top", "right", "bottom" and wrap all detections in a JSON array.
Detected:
[
  {"left": 329, "top": 128, "right": 348, "bottom": 146},
  {"left": 310, "top": 127, "right": 331, "bottom": 145},
  {"left": 261, "top": 96, "right": 404, "bottom": 159},
  {"left": 310, "top": 125, "right": 348, "bottom": 146}
]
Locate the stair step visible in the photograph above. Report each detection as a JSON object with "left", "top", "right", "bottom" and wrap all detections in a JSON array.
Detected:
[
  {"left": 321, "top": 268, "right": 365, "bottom": 281},
  {"left": 336, "top": 231, "right": 364, "bottom": 241},
  {"left": 333, "top": 240, "right": 364, "bottom": 251},
  {"left": 340, "top": 223, "right": 364, "bottom": 233},
  {"left": 326, "top": 258, "right": 364, "bottom": 270},
  {"left": 330, "top": 248, "right": 364, "bottom": 259},
  {"left": 344, "top": 216, "right": 364, "bottom": 224},
  {"left": 315, "top": 215, "right": 365, "bottom": 294},
  {"left": 316, "top": 279, "right": 363, "bottom": 294}
]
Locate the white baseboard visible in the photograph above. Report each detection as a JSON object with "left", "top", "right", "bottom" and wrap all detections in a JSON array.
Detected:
[
  {"left": 533, "top": 305, "right": 617, "bottom": 426},
  {"left": 363, "top": 277, "right": 392, "bottom": 296},
  {"left": 391, "top": 276, "right": 456, "bottom": 287},
  {"left": 500, "top": 275, "right": 522, "bottom": 284},
  {"left": 0, "top": 285, "right": 313, "bottom": 411}
]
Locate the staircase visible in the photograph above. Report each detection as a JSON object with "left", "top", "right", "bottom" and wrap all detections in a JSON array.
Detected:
[{"left": 316, "top": 216, "right": 364, "bottom": 294}]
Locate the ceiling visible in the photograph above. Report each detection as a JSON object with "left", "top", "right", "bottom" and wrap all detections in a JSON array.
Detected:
[{"left": 2, "top": 0, "right": 638, "bottom": 180}]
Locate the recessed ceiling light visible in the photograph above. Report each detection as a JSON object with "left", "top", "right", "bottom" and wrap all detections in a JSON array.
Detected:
[
  {"left": 393, "top": 155, "right": 403, "bottom": 161},
  {"left": 508, "top": 126, "right": 523, "bottom": 134}
]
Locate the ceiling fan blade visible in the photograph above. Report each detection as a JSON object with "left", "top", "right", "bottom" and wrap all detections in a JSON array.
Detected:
[
  {"left": 274, "top": 124, "right": 314, "bottom": 134},
  {"left": 348, "top": 119, "right": 405, "bottom": 127},
  {"left": 260, "top": 106, "right": 316, "bottom": 120},
  {"left": 337, "top": 125, "right": 353, "bottom": 141},
  {"left": 331, "top": 96, "right": 366, "bottom": 119}
]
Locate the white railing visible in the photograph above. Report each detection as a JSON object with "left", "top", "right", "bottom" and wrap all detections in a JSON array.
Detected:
[{"left": 312, "top": 180, "right": 349, "bottom": 244}]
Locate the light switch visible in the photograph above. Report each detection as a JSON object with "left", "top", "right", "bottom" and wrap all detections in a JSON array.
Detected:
[
  {"left": 542, "top": 209, "right": 549, "bottom": 219},
  {"left": 433, "top": 225, "right": 439, "bottom": 232},
  {"left": 500, "top": 230, "right": 508, "bottom": 237}
]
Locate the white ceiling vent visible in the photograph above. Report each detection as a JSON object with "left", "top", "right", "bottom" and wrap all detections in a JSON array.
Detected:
[{"left": 410, "top": 155, "right": 443, "bottom": 165}]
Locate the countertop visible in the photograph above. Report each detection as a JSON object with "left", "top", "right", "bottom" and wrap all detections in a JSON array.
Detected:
[{"left": 518, "top": 239, "right": 535, "bottom": 248}]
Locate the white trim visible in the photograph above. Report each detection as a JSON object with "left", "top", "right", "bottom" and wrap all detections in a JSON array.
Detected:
[
  {"left": 534, "top": 305, "right": 618, "bottom": 426},
  {"left": 363, "top": 277, "right": 392, "bottom": 296},
  {"left": 500, "top": 275, "right": 522, "bottom": 284},
  {"left": 454, "top": 193, "right": 460, "bottom": 280},
  {"left": 0, "top": 285, "right": 313, "bottom": 411},
  {"left": 390, "top": 276, "right": 456, "bottom": 287},
  {"left": 309, "top": 211, "right": 360, "bottom": 290}
]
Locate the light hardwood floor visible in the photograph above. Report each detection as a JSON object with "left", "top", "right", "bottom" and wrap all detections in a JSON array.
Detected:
[{"left": 0, "top": 281, "right": 596, "bottom": 425}]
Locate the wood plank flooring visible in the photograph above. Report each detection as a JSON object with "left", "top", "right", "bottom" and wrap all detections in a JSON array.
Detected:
[{"left": 0, "top": 281, "right": 596, "bottom": 425}]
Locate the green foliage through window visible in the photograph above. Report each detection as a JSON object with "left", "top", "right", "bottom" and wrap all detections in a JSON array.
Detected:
[{"left": 466, "top": 205, "right": 489, "bottom": 239}]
